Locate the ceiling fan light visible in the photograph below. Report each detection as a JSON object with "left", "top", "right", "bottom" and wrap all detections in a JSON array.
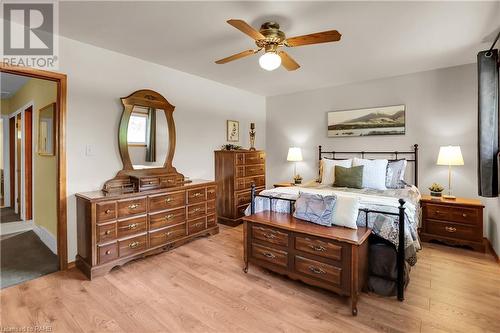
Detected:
[{"left": 259, "top": 52, "right": 281, "bottom": 71}]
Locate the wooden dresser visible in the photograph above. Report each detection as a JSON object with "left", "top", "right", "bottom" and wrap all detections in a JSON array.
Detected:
[
  {"left": 242, "top": 211, "right": 370, "bottom": 316},
  {"left": 76, "top": 179, "right": 218, "bottom": 279},
  {"left": 214, "top": 150, "right": 266, "bottom": 226},
  {"left": 420, "top": 195, "right": 485, "bottom": 252}
]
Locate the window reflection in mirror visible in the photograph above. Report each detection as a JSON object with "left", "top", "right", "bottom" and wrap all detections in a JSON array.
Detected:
[{"left": 128, "top": 106, "right": 168, "bottom": 169}]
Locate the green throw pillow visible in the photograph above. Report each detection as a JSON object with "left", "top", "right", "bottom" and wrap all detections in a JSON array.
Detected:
[{"left": 334, "top": 165, "right": 364, "bottom": 188}]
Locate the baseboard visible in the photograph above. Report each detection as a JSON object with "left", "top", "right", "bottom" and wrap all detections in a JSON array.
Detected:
[
  {"left": 67, "top": 261, "right": 76, "bottom": 269},
  {"left": 33, "top": 224, "right": 57, "bottom": 255},
  {"left": 0, "top": 220, "right": 34, "bottom": 235},
  {"left": 484, "top": 237, "right": 500, "bottom": 264}
]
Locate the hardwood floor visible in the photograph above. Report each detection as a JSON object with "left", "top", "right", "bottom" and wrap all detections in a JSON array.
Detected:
[{"left": 1, "top": 225, "right": 499, "bottom": 333}]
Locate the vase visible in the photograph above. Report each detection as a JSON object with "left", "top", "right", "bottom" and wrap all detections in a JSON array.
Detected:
[{"left": 430, "top": 191, "right": 442, "bottom": 198}]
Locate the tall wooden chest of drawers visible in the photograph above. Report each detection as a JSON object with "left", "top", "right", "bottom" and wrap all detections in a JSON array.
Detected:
[
  {"left": 215, "top": 150, "right": 266, "bottom": 226},
  {"left": 76, "top": 179, "right": 218, "bottom": 279},
  {"left": 420, "top": 195, "right": 485, "bottom": 252}
]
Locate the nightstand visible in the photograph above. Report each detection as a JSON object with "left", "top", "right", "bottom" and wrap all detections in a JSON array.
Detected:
[
  {"left": 273, "top": 182, "right": 295, "bottom": 188},
  {"left": 420, "top": 195, "right": 485, "bottom": 252}
]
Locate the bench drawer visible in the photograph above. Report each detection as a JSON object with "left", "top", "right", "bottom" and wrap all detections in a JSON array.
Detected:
[
  {"left": 295, "top": 255, "right": 342, "bottom": 286},
  {"left": 295, "top": 236, "right": 342, "bottom": 261},
  {"left": 252, "top": 225, "right": 289, "bottom": 247},
  {"left": 251, "top": 243, "right": 288, "bottom": 268}
]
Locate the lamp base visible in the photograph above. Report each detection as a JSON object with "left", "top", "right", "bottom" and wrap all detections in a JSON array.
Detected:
[{"left": 442, "top": 194, "right": 456, "bottom": 200}]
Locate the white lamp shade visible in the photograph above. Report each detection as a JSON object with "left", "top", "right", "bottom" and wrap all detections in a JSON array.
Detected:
[
  {"left": 259, "top": 52, "right": 281, "bottom": 71},
  {"left": 287, "top": 147, "right": 303, "bottom": 162},
  {"left": 437, "top": 146, "right": 464, "bottom": 166}
]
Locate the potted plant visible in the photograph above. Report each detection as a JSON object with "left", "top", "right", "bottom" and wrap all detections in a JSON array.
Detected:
[
  {"left": 428, "top": 183, "right": 444, "bottom": 197},
  {"left": 294, "top": 174, "right": 303, "bottom": 185}
]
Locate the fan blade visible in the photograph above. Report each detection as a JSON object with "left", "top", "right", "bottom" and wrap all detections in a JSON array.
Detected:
[
  {"left": 227, "top": 19, "right": 265, "bottom": 40},
  {"left": 279, "top": 51, "right": 300, "bottom": 71},
  {"left": 215, "top": 49, "right": 258, "bottom": 64},
  {"left": 285, "top": 30, "right": 341, "bottom": 47}
]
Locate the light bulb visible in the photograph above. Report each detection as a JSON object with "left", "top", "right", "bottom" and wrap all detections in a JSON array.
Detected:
[{"left": 259, "top": 52, "right": 281, "bottom": 71}]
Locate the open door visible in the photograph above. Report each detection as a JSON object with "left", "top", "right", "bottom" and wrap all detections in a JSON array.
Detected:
[{"left": 24, "top": 106, "right": 33, "bottom": 220}]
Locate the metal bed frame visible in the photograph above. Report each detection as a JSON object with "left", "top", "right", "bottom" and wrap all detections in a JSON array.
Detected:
[{"left": 248, "top": 144, "right": 419, "bottom": 301}]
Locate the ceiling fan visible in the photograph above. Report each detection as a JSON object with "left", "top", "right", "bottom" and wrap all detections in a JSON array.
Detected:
[{"left": 215, "top": 19, "right": 342, "bottom": 71}]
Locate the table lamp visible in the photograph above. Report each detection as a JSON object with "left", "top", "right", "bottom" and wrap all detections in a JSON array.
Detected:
[
  {"left": 437, "top": 145, "right": 464, "bottom": 199},
  {"left": 287, "top": 147, "right": 303, "bottom": 183}
]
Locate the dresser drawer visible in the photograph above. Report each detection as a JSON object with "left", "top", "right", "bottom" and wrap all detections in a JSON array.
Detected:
[
  {"left": 236, "top": 166, "right": 245, "bottom": 178},
  {"left": 295, "top": 255, "right": 342, "bottom": 286},
  {"left": 424, "top": 204, "right": 452, "bottom": 221},
  {"left": 159, "top": 175, "right": 177, "bottom": 187},
  {"left": 149, "top": 223, "right": 186, "bottom": 248},
  {"left": 98, "top": 242, "right": 118, "bottom": 265},
  {"left": 251, "top": 243, "right": 288, "bottom": 268},
  {"left": 117, "top": 215, "right": 147, "bottom": 239},
  {"left": 207, "top": 214, "right": 216, "bottom": 228},
  {"left": 236, "top": 204, "right": 248, "bottom": 218},
  {"left": 187, "top": 188, "right": 206, "bottom": 204},
  {"left": 97, "top": 223, "right": 116, "bottom": 244},
  {"left": 235, "top": 175, "right": 266, "bottom": 191},
  {"left": 207, "top": 200, "right": 216, "bottom": 214},
  {"left": 295, "top": 236, "right": 342, "bottom": 261},
  {"left": 252, "top": 225, "right": 289, "bottom": 247},
  {"left": 235, "top": 153, "right": 245, "bottom": 165},
  {"left": 187, "top": 202, "right": 206, "bottom": 219},
  {"left": 207, "top": 186, "right": 216, "bottom": 200},
  {"left": 235, "top": 191, "right": 252, "bottom": 206},
  {"left": 140, "top": 176, "right": 160, "bottom": 189},
  {"left": 149, "top": 207, "right": 186, "bottom": 231},
  {"left": 188, "top": 217, "right": 206, "bottom": 234},
  {"left": 117, "top": 197, "right": 147, "bottom": 218},
  {"left": 426, "top": 220, "right": 480, "bottom": 242},
  {"left": 244, "top": 152, "right": 265, "bottom": 165},
  {"left": 118, "top": 234, "right": 147, "bottom": 258},
  {"left": 148, "top": 191, "right": 185, "bottom": 212},
  {"left": 96, "top": 201, "right": 117, "bottom": 222},
  {"left": 450, "top": 207, "right": 480, "bottom": 225},
  {"left": 245, "top": 164, "right": 265, "bottom": 177}
]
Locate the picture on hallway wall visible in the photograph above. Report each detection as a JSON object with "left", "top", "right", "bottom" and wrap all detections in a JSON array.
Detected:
[
  {"left": 327, "top": 105, "right": 406, "bottom": 137},
  {"left": 227, "top": 120, "right": 239, "bottom": 142}
]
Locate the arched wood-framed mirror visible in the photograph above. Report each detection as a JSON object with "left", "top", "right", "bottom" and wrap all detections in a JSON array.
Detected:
[{"left": 103, "top": 89, "right": 184, "bottom": 192}]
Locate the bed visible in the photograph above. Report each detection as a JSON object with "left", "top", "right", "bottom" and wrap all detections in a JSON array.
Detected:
[{"left": 245, "top": 144, "right": 421, "bottom": 300}]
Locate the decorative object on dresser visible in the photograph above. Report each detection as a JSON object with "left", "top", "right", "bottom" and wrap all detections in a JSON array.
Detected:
[
  {"left": 287, "top": 147, "right": 303, "bottom": 184},
  {"left": 436, "top": 145, "right": 464, "bottom": 199},
  {"left": 420, "top": 195, "right": 485, "bottom": 252},
  {"left": 243, "top": 190, "right": 371, "bottom": 316},
  {"left": 249, "top": 122, "right": 256, "bottom": 151},
  {"left": 227, "top": 120, "right": 239, "bottom": 142},
  {"left": 327, "top": 105, "right": 406, "bottom": 137},
  {"left": 428, "top": 183, "right": 444, "bottom": 198},
  {"left": 214, "top": 150, "right": 265, "bottom": 226},
  {"left": 76, "top": 89, "right": 218, "bottom": 279}
]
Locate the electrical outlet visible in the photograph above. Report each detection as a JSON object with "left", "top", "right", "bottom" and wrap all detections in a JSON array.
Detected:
[{"left": 85, "top": 144, "right": 95, "bottom": 156}]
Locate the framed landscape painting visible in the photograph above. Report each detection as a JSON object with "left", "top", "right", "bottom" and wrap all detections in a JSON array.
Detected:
[{"left": 327, "top": 105, "right": 406, "bottom": 137}]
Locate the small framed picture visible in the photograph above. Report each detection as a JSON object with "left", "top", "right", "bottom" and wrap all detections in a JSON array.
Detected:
[{"left": 227, "top": 120, "right": 239, "bottom": 142}]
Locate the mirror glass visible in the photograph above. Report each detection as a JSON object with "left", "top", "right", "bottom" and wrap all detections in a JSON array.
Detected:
[
  {"left": 38, "top": 103, "right": 55, "bottom": 156},
  {"left": 127, "top": 106, "right": 169, "bottom": 169}
]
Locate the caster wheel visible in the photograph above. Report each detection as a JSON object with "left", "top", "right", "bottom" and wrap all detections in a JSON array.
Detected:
[
  {"left": 243, "top": 267, "right": 248, "bottom": 273},
  {"left": 352, "top": 308, "right": 358, "bottom": 316}
]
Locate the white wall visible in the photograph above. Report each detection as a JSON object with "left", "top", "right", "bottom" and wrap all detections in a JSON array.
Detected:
[
  {"left": 59, "top": 37, "right": 266, "bottom": 262},
  {"left": 266, "top": 64, "right": 500, "bottom": 255}
]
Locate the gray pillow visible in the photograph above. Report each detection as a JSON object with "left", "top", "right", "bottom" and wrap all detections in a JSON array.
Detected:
[
  {"left": 386, "top": 159, "right": 407, "bottom": 189},
  {"left": 293, "top": 192, "right": 337, "bottom": 227}
]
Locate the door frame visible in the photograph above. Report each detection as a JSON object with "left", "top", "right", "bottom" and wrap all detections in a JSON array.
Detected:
[{"left": 1, "top": 63, "right": 68, "bottom": 270}]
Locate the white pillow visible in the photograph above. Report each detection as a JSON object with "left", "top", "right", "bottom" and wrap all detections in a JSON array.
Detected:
[
  {"left": 352, "top": 157, "right": 388, "bottom": 190},
  {"left": 321, "top": 158, "right": 352, "bottom": 185},
  {"left": 332, "top": 195, "right": 359, "bottom": 229}
]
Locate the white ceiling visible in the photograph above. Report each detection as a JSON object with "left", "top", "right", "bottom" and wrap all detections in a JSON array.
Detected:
[
  {"left": 1, "top": 73, "right": 30, "bottom": 99},
  {"left": 59, "top": 1, "right": 500, "bottom": 96}
]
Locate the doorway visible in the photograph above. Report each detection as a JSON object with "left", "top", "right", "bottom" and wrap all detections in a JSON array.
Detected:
[{"left": 0, "top": 65, "right": 67, "bottom": 288}]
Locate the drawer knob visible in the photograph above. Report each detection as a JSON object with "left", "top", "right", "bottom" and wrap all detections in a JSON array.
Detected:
[
  {"left": 165, "top": 231, "right": 172, "bottom": 237},
  {"left": 148, "top": 181, "right": 153, "bottom": 185},
  {"left": 104, "top": 230, "right": 112, "bottom": 235},
  {"left": 105, "top": 250, "right": 111, "bottom": 255},
  {"left": 264, "top": 233, "right": 276, "bottom": 239},
  {"left": 127, "top": 223, "right": 139, "bottom": 230},
  {"left": 129, "top": 241, "right": 140, "bottom": 249},
  {"left": 167, "top": 179, "right": 174, "bottom": 183},
  {"left": 165, "top": 214, "right": 174, "bottom": 220},
  {"left": 165, "top": 197, "right": 172, "bottom": 203},
  {"left": 193, "top": 192, "right": 202, "bottom": 197},
  {"left": 462, "top": 213, "right": 467, "bottom": 218},
  {"left": 309, "top": 244, "right": 326, "bottom": 252},
  {"left": 194, "top": 222, "right": 203, "bottom": 228},
  {"left": 262, "top": 252, "right": 276, "bottom": 259},
  {"left": 308, "top": 266, "right": 326, "bottom": 275},
  {"left": 192, "top": 208, "right": 201, "bottom": 213},
  {"left": 105, "top": 209, "right": 112, "bottom": 214},
  {"left": 445, "top": 226, "right": 457, "bottom": 233},
  {"left": 128, "top": 204, "right": 140, "bottom": 209}
]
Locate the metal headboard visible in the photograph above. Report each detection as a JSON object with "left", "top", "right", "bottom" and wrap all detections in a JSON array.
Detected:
[{"left": 318, "top": 144, "right": 419, "bottom": 187}]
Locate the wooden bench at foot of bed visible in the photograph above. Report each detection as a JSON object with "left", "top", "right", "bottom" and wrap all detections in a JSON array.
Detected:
[{"left": 242, "top": 211, "right": 371, "bottom": 316}]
